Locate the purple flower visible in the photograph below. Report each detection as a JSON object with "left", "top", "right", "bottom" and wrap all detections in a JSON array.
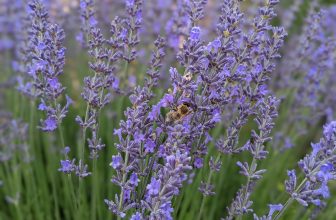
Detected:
[
  {"left": 130, "top": 212, "right": 142, "bottom": 220},
  {"left": 133, "top": 132, "right": 145, "bottom": 144},
  {"left": 146, "top": 178, "right": 161, "bottom": 196},
  {"left": 89, "top": 16, "right": 97, "bottom": 26},
  {"left": 190, "top": 26, "right": 201, "bottom": 41},
  {"left": 75, "top": 160, "right": 92, "bottom": 178},
  {"left": 38, "top": 102, "right": 47, "bottom": 111},
  {"left": 103, "top": 0, "right": 286, "bottom": 218},
  {"left": 313, "top": 183, "right": 330, "bottom": 199},
  {"left": 77, "top": 5, "right": 125, "bottom": 159},
  {"left": 62, "top": 146, "right": 71, "bottom": 156},
  {"left": 148, "top": 103, "right": 162, "bottom": 121},
  {"left": 48, "top": 78, "right": 61, "bottom": 90},
  {"left": 41, "top": 117, "right": 58, "bottom": 132},
  {"left": 311, "top": 199, "right": 322, "bottom": 206},
  {"left": 161, "top": 93, "right": 174, "bottom": 107},
  {"left": 110, "top": 155, "right": 123, "bottom": 170},
  {"left": 78, "top": 0, "right": 98, "bottom": 47},
  {"left": 58, "top": 160, "right": 75, "bottom": 173},
  {"left": 323, "top": 121, "right": 336, "bottom": 140},
  {"left": 129, "top": 173, "right": 139, "bottom": 187},
  {"left": 126, "top": 0, "right": 135, "bottom": 7},
  {"left": 123, "top": 189, "right": 131, "bottom": 202},
  {"left": 185, "top": 0, "right": 207, "bottom": 24},
  {"left": 26, "top": 0, "right": 70, "bottom": 132},
  {"left": 194, "top": 157, "right": 203, "bottom": 168},
  {"left": 317, "top": 163, "right": 334, "bottom": 182},
  {"left": 114, "top": 128, "right": 123, "bottom": 140},
  {"left": 80, "top": 1, "right": 87, "bottom": 9},
  {"left": 268, "top": 204, "right": 283, "bottom": 217},
  {"left": 285, "top": 170, "right": 297, "bottom": 195},
  {"left": 144, "top": 139, "right": 156, "bottom": 153},
  {"left": 207, "top": 39, "right": 221, "bottom": 52}
]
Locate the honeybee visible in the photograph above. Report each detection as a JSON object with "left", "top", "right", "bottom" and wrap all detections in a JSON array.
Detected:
[
  {"left": 183, "top": 72, "right": 193, "bottom": 81},
  {"left": 165, "top": 103, "right": 192, "bottom": 123}
]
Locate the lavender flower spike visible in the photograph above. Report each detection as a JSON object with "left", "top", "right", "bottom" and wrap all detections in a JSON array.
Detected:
[
  {"left": 76, "top": 0, "right": 124, "bottom": 159},
  {"left": 272, "top": 121, "right": 336, "bottom": 219},
  {"left": 105, "top": 37, "right": 166, "bottom": 218},
  {"left": 28, "top": 0, "right": 71, "bottom": 132}
]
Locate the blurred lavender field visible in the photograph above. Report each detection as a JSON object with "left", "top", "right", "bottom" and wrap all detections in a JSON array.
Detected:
[{"left": 1, "top": 0, "right": 336, "bottom": 219}]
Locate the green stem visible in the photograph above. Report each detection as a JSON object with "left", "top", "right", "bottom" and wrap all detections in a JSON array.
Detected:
[
  {"left": 91, "top": 159, "right": 98, "bottom": 220},
  {"left": 174, "top": 188, "right": 185, "bottom": 218},
  {"left": 58, "top": 124, "right": 65, "bottom": 148},
  {"left": 273, "top": 178, "right": 307, "bottom": 220},
  {"left": 117, "top": 150, "right": 130, "bottom": 220},
  {"left": 81, "top": 104, "right": 90, "bottom": 161},
  {"left": 197, "top": 154, "right": 222, "bottom": 220},
  {"left": 29, "top": 101, "right": 42, "bottom": 219},
  {"left": 273, "top": 198, "right": 294, "bottom": 220}
]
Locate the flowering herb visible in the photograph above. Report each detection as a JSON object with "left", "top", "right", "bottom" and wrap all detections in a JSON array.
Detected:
[
  {"left": 2, "top": 0, "right": 336, "bottom": 219},
  {"left": 105, "top": 36, "right": 166, "bottom": 218},
  {"left": 269, "top": 121, "right": 336, "bottom": 219},
  {"left": 26, "top": 0, "right": 71, "bottom": 132}
]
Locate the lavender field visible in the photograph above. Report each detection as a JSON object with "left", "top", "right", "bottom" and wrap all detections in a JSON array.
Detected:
[{"left": 1, "top": 0, "right": 336, "bottom": 219}]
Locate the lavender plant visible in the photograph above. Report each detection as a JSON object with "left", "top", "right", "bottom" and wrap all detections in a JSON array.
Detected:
[
  {"left": 197, "top": 1, "right": 286, "bottom": 219},
  {"left": 258, "top": 121, "right": 336, "bottom": 220},
  {"left": 21, "top": 0, "right": 71, "bottom": 132},
  {"left": 104, "top": 36, "right": 166, "bottom": 218},
  {"left": 1, "top": 0, "right": 336, "bottom": 219},
  {"left": 104, "top": 0, "right": 287, "bottom": 219}
]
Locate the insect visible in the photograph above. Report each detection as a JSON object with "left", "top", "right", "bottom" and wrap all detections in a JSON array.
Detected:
[
  {"left": 183, "top": 72, "right": 192, "bottom": 81},
  {"left": 165, "top": 103, "right": 192, "bottom": 123}
]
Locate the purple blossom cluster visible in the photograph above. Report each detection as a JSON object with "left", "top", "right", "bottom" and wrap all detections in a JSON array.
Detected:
[
  {"left": 226, "top": 97, "right": 280, "bottom": 219},
  {"left": 74, "top": 0, "right": 144, "bottom": 164},
  {"left": 105, "top": 36, "right": 167, "bottom": 218},
  {"left": 286, "top": 122, "right": 336, "bottom": 207},
  {"left": 196, "top": 2, "right": 286, "bottom": 218},
  {"left": 261, "top": 121, "right": 336, "bottom": 220},
  {"left": 58, "top": 146, "right": 91, "bottom": 178},
  {"left": 76, "top": 0, "right": 116, "bottom": 160},
  {"left": 104, "top": 0, "right": 287, "bottom": 218},
  {"left": 17, "top": 0, "right": 71, "bottom": 132}
]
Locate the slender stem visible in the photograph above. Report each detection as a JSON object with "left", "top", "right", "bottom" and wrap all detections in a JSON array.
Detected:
[
  {"left": 198, "top": 192, "right": 207, "bottom": 220},
  {"left": 29, "top": 101, "right": 39, "bottom": 218},
  {"left": 273, "top": 198, "right": 294, "bottom": 220},
  {"left": 58, "top": 124, "right": 65, "bottom": 148},
  {"left": 91, "top": 159, "right": 98, "bottom": 220},
  {"left": 58, "top": 124, "right": 79, "bottom": 217},
  {"left": 174, "top": 188, "right": 185, "bottom": 218},
  {"left": 197, "top": 154, "right": 221, "bottom": 220},
  {"left": 76, "top": 102, "right": 91, "bottom": 219},
  {"left": 273, "top": 178, "right": 307, "bottom": 220},
  {"left": 81, "top": 104, "right": 90, "bottom": 161},
  {"left": 274, "top": 155, "right": 334, "bottom": 219},
  {"left": 122, "top": 61, "right": 129, "bottom": 88},
  {"left": 117, "top": 150, "right": 130, "bottom": 220}
]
